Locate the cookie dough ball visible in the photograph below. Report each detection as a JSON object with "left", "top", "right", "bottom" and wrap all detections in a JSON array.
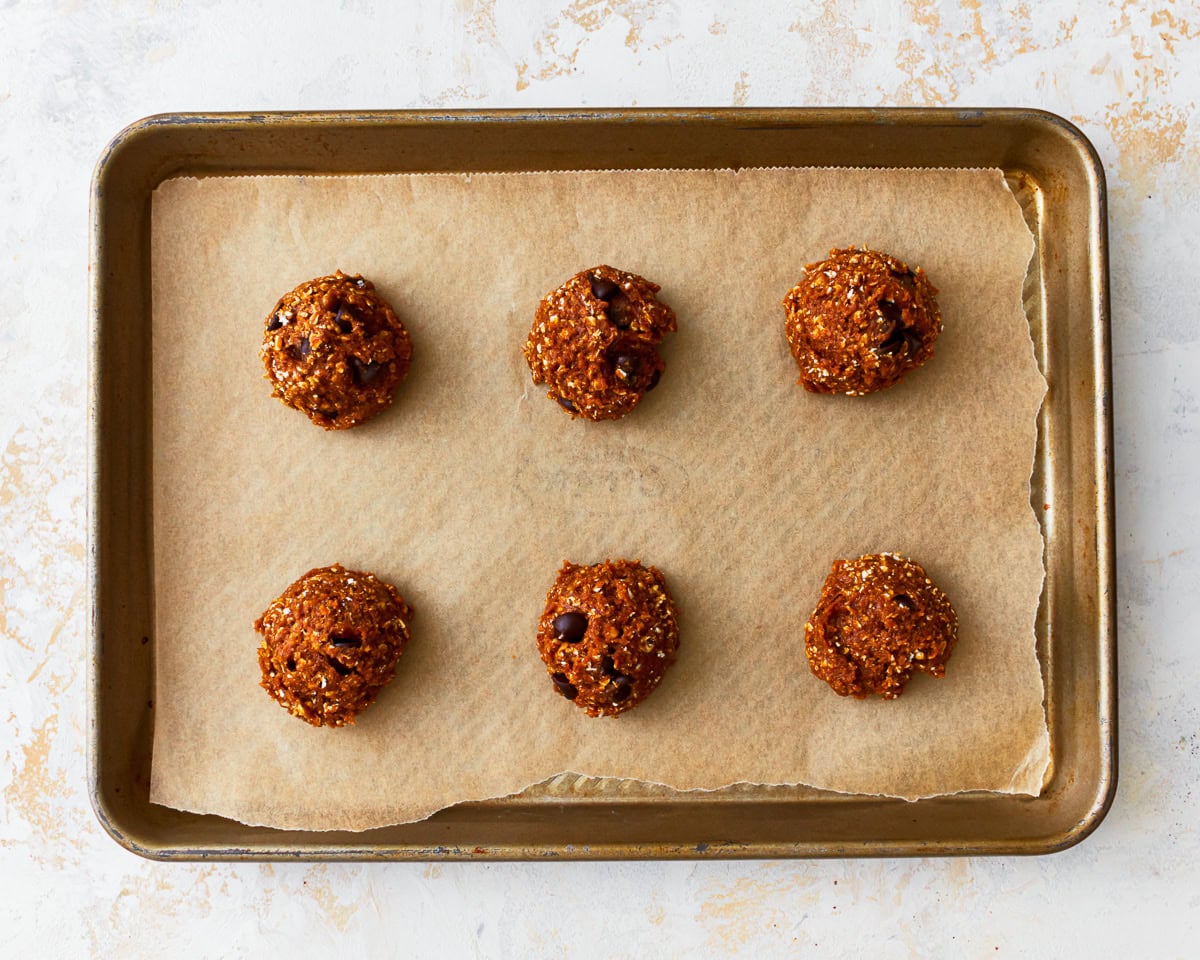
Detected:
[
  {"left": 804, "top": 553, "right": 957, "bottom": 700},
  {"left": 255, "top": 564, "right": 413, "bottom": 727},
  {"left": 261, "top": 271, "right": 413, "bottom": 430},
  {"left": 783, "top": 247, "right": 942, "bottom": 395},
  {"left": 535, "top": 559, "right": 680, "bottom": 717},
  {"left": 523, "top": 265, "right": 677, "bottom": 421}
]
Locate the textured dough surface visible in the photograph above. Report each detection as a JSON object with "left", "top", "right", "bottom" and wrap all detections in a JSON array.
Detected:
[
  {"left": 783, "top": 247, "right": 941, "bottom": 395},
  {"left": 523, "top": 265, "right": 676, "bottom": 421},
  {"left": 535, "top": 559, "right": 680, "bottom": 717},
  {"left": 805, "top": 553, "right": 958, "bottom": 700},
  {"left": 261, "top": 271, "right": 413, "bottom": 429},
  {"left": 255, "top": 564, "right": 413, "bottom": 727}
]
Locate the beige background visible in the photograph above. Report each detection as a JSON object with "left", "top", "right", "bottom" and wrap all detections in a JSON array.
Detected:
[{"left": 150, "top": 167, "right": 1047, "bottom": 830}]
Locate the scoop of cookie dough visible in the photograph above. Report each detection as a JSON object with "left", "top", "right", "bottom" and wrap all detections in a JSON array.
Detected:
[
  {"left": 783, "top": 247, "right": 942, "bottom": 396},
  {"left": 804, "top": 552, "right": 957, "bottom": 700},
  {"left": 535, "top": 559, "right": 680, "bottom": 717},
  {"left": 255, "top": 564, "right": 413, "bottom": 727},
  {"left": 523, "top": 265, "right": 677, "bottom": 421},
  {"left": 261, "top": 270, "right": 413, "bottom": 429}
]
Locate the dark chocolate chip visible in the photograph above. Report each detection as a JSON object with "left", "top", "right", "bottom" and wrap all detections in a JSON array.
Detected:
[
  {"left": 349, "top": 356, "right": 384, "bottom": 386},
  {"left": 590, "top": 275, "right": 634, "bottom": 327},
  {"left": 556, "top": 396, "right": 578, "bottom": 414},
  {"left": 878, "top": 327, "right": 906, "bottom": 356},
  {"left": 647, "top": 367, "right": 662, "bottom": 391},
  {"left": 879, "top": 299, "right": 903, "bottom": 328},
  {"left": 267, "top": 314, "right": 283, "bottom": 331},
  {"left": 607, "top": 296, "right": 632, "bottom": 329},
  {"left": 286, "top": 657, "right": 296, "bottom": 671},
  {"left": 334, "top": 305, "right": 353, "bottom": 334},
  {"left": 328, "top": 657, "right": 353, "bottom": 677},
  {"left": 613, "top": 354, "right": 642, "bottom": 384},
  {"left": 329, "top": 635, "right": 361, "bottom": 647},
  {"left": 892, "top": 269, "right": 917, "bottom": 294},
  {"left": 894, "top": 594, "right": 913, "bottom": 610},
  {"left": 589, "top": 275, "right": 620, "bottom": 301},
  {"left": 553, "top": 611, "right": 588, "bottom": 643},
  {"left": 291, "top": 337, "right": 312, "bottom": 360},
  {"left": 551, "top": 672, "right": 578, "bottom": 701},
  {"left": 600, "top": 655, "right": 616, "bottom": 676},
  {"left": 876, "top": 300, "right": 909, "bottom": 355},
  {"left": 903, "top": 328, "right": 924, "bottom": 355},
  {"left": 611, "top": 675, "right": 633, "bottom": 703}
]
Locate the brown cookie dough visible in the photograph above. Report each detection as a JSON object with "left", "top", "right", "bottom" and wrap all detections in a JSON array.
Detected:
[
  {"left": 783, "top": 247, "right": 942, "bottom": 396},
  {"left": 523, "top": 265, "right": 677, "bottom": 421},
  {"left": 255, "top": 564, "right": 413, "bottom": 727},
  {"left": 535, "top": 559, "right": 680, "bottom": 717},
  {"left": 804, "top": 553, "right": 957, "bottom": 700},
  {"left": 261, "top": 271, "right": 413, "bottom": 430}
]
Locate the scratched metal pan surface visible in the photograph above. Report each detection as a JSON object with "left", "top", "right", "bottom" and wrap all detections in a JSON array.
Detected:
[{"left": 87, "top": 108, "right": 1115, "bottom": 860}]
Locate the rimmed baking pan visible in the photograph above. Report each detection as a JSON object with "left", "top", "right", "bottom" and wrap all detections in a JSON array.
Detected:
[{"left": 88, "top": 108, "right": 1114, "bottom": 859}]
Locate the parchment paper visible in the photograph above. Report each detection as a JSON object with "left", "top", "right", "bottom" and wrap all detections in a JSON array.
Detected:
[{"left": 149, "top": 167, "right": 1049, "bottom": 831}]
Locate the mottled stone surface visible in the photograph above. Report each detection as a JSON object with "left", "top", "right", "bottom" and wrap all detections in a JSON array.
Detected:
[{"left": 1, "top": 1, "right": 1196, "bottom": 955}]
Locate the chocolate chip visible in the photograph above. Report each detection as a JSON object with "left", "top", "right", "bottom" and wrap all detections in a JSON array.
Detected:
[
  {"left": 892, "top": 269, "right": 917, "bottom": 294},
  {"left": 607, "top": 297, "right": 632, "bottom": 330},
  {"left": 553, "top": 611, "right": 588, "bottom": 643},
  {"left": 550, "top": 672, "right": 578, "bottom": 701},
  {"left": 286, "top": 657, "right": 296, "bottom": 671},
  {"left": 894, "top": 594, "right": 913, "bottom": 610},
  {"left": 879, "top": 299, "right": 903, "bottom": 328},
  {"left": 290, "top": 337, "right": 311, "bottom": 360},
  {"left": 614, "top": 354, "right": 642, "bottom": 383},
  {"left": 266, "top": 314, "right": 283, "bottom": 331},
  {"left": 329, "top": 635, "right": 361, "bottom": 647},
  {"left": 328, "top": 657, "right": 353, "bottom": 676},
  {"left": 334, "top": 305, "right": 353, "bottom": 334},
  {"left": 647, "top": 367, "right": 662, "bottom": 391},
  {"left": 590, "top": 275, "right": 634, "bottom": 327},
  {"left": 589, "top": 275, "right": 620, "bottom": 301},
  {"left": 600, "top": 655, "right": 616, "bottom": 676},
  {"left": 876, "top": 299, "right": 913, "bottom": 355},
  {"left": 349, "top": 356, "right": 384, "bottom": 386},
  {"left": 556, "top": 396, "right": 578, "bottom": 414},
  {"left": 903, "top": 328, "right": 924, "bottom": 355},
  {"left": 878, "top": 327, "right": 906, "bottom": 356},
  {"left": 611, "top": 675, "right": 633, "bottom": 702}
]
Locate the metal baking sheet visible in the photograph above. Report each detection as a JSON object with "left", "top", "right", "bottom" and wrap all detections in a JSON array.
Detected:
[{"left": 88, "top": 108, "right": 1115, "bottom": 859}]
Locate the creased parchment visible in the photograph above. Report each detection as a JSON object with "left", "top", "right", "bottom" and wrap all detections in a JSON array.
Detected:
[{"left": 149, "top": 167, "right": 1049, "bottom": 831}]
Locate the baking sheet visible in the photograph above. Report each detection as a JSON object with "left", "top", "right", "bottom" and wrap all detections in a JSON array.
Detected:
[{"left": 149, "top": 167, "right": 1048, "bottom": 831}]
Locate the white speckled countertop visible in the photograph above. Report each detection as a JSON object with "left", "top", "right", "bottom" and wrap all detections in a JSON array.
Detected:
[{"left": 2, "top": 1, "right": 1197, "bottom": 955}]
